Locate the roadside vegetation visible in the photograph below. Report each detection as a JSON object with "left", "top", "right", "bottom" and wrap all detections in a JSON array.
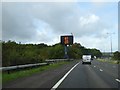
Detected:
[
  {"left": 112, "top": 51, "right": 120, "bottom": 61},
  {"left": 2, "top": 61, "right": 73, "bottom": 84},
  {"left": 97, "top": 58, "right": 119, "bottom": 64},
  {"left": 97, "top": 51, "right": 120, "bottom": 64},
  {"left": 2, "top": 40, "right": 102, "bottom": 67}
]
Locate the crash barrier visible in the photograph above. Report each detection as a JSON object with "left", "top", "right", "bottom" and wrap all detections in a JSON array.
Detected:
[
  {"left": 1, "top": 63, "right": 48, "bottom": 74},
  {"left": 1, "top": 59, "right": 74, "bottom": 74},
  {"left": 45, "top": 59, "right": 74, "bottom": 64}
]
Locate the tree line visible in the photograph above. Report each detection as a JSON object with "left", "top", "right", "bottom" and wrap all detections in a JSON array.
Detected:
[{"left": 2, "top": 40, "right": 103, "bottom": 66}]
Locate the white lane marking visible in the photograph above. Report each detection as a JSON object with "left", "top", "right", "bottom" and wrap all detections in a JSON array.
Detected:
[
  {"left": 112, "top": 66, "right": 116, "bottom": 68},
  {"left": 51, "top": 62, "right": 80, "bottom": 90},
  {"left": 100, "top": 69, "right": 103, "bottom": 72},
  {"left": 94, "top": 66, "right": 96, "bottom": 68},
  {"left": 116, "top": 79, "right": 120, "bottom": 83}
]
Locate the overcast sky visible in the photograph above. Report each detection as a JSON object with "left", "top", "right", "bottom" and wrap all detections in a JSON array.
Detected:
[{"left": 1, "top": 0, "right": 119, "bottom": 52}]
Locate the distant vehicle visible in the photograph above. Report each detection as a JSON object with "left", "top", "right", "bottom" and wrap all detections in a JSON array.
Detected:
[{"left": 82, "top": 55, "right": 91, "bottom": 64}]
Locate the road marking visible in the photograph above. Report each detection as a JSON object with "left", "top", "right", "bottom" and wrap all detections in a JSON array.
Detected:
[
  {"left": 51, "top": 62, "right": 80, "bottom": 90},
  {"left": 100, "top": 69, "right": 103, "bottom": 72},
  {"left": 112, "top": 66, "right": 116, "bottom": 68},
  {"left": 116, "top": 79, "right": 120, "bottom": 83}
]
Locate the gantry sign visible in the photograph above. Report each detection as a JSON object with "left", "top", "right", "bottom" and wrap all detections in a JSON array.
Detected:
[
  {"left": 60, "top": 35, "right": 74, "bottom": 58},
  {"left": 61, "top": 35, "right": 73, "bottom": 45}
]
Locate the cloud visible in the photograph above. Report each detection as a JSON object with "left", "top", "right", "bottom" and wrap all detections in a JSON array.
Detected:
[
  {"left": 80, "top": 14, "right": 100, "bottom": 26},
  {"left": 2, "top": 2, "right": 117, "bottom": 51},
  {"left": 2, "top": 2, "right": 77, "bottom": 42},
  {"left": 0, "top": 2, "right": 2, "bottom": 40},
  {"left": 2, "top": 3, "right": 37, "bottom": 42}
]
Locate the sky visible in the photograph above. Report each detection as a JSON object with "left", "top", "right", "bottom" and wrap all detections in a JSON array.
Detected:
[{"left": 1, "top": 0, "right": 119, "bottom": 52}]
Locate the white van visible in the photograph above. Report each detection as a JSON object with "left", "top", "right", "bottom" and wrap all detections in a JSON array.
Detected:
[{"left": 82, "top": 55, "right": 91, "bottom": 64}]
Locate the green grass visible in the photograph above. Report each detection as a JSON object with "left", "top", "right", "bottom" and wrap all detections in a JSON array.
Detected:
[
  {"left": 0, "top": 72, "right": 2, "bottom": 84},
  {"left": 97, "top": 59, "right": 119, "bottom": 64},
  {"left": 2, "top": 61, "right": 72, "bottom": 84}
]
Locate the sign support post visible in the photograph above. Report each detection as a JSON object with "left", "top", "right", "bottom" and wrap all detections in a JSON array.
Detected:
[{"left": 64, "top": 45, "right": 68, "bottom": 59}]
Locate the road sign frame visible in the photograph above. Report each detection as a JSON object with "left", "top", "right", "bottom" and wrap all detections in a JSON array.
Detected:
[{"left": 60, "top": 35, "right": 73, "bottom": 45}]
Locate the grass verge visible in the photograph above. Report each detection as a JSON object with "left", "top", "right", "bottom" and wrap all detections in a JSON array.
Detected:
[
  {"left": 97, "top": 59, "right": 119, "bottom": 64},
  {"left": 2, "top": 61, "right": 73, "bottom": 84}
]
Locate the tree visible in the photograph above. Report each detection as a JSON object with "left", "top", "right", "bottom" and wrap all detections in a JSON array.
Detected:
[
  {"left": 89, "top": 49, "right": 102, "bottom": 58},
  {"left": 49, "top": 43, "right": 64, "bottom": 59},
  {"left": 68, "top": 43, "right": 82, "bottom": 59},
  {"left": 112, "top": 51, "right": 120, "bottom": 60}
]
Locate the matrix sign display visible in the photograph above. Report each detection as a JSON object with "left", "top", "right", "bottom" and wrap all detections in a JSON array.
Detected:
[{"left": 61, "top": 35, "right": 73, "bottom": 45}]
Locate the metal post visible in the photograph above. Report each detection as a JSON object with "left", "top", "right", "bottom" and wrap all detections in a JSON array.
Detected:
[
  {"left": 107, "top": 32, "right": 115, "bottom": 56},
  {"left": 64, "top": 45, "right": 68, "bottom": 59},
  {"left": 110, "top": 35, "right": 112, "bottom": 55}
]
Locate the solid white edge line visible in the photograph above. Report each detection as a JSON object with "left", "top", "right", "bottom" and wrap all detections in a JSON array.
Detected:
[
  {"left": 51, "top": 62, "right": 80, "bottom": 90},
  {"left": 116, "top": 79, "right": 120, "bottom": 83}
]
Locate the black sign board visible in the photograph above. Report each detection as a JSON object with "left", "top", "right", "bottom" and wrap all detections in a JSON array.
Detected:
[{"left": 61, "top": 35, "right": 73, "bottom": 45}]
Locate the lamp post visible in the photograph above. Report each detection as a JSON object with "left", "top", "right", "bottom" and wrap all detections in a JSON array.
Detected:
[{"left": 107, "top": 32, "right": 115, "bottom": 56}]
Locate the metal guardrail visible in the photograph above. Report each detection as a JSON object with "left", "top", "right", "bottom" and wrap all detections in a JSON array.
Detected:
[
  {"left": 0, "top": 59, "right": 74, "bottom": 73},
  {"left": 45, "top": 59, "right": 74, "bottom": 62},
  {"left": 0, "top": 63, "right": 48, "bottom": 71}
]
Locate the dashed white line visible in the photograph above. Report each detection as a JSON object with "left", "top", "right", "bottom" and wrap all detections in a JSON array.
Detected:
[
  {"left": 51, "top": 62, "right": 80, "bottom": 90},
  {"left": 116, "top": 79, "right": 120, "bottom": 83},
  {"left": 100, "top": 69, "right": 103, "bottom": 72}
]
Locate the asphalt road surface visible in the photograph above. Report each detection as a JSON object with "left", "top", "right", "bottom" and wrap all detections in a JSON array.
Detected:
[
  {"left": 57, "top": 60, "right": 119, "bottom": 88},
  {"left": 2, "top": 60, "right": 120, "bottom": 89}
]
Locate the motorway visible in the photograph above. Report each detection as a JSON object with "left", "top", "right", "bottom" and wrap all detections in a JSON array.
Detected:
[
  {"left": 3, "top": 60, "right": 120, "bottom": 89},
  {"left": 57, "top": 60, "right": 119, "bottom": 88}
]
